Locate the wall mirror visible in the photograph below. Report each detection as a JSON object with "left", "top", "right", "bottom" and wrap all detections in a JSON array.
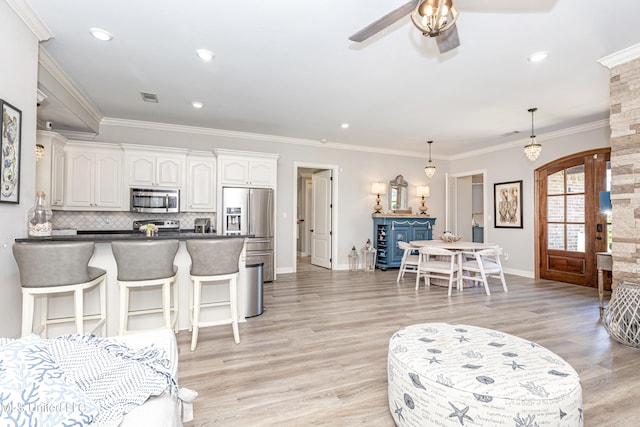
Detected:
[{"left": 389, "top": 175, "right": 408, "bottom": 211}]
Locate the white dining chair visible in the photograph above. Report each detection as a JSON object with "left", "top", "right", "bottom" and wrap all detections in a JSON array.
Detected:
[
  {"left": 460, "top": 246, "right": 508, "bottom": 295},
  {"left": 396, "top": 241, "right": 419, "bottom": 282},
  {"left": 415, "top": 246, "right": 460, "bottom": 296}
]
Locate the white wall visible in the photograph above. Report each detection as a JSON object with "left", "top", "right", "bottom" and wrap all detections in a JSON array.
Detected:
[
  {"left": 450, "top": 125, "right": 610, "bottom": 276},
  {"left": 0, "top": 1, "right": 40, "bottom": 337}
]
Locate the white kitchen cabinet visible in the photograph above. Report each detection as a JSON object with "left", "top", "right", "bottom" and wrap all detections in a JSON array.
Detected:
[
  {"left": 35, "top": 131, "right": 66, "bottom": 208},
  {"left": 216, "top": 150, "right": 278, "bottom": 188},
  {"left": 185, "top": 153, "right": 216, "bottom": 212},
  {"left": 125, "top": 151, "right": 185, "bottom": 188},
  {"left": 64, "top": 143, "right": 123, "bottom": 210}
]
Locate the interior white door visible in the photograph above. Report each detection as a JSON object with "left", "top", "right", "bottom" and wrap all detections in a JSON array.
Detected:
[
  {"left": 445, "top": 173, "right": 457, "bottom": 234},
  {"left": 311, "top": 169, "right": 332, "bottom": 269}
]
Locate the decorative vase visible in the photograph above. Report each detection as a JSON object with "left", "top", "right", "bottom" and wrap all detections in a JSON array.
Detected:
[
  {"left": 28, "top": 191, "right": 53, "bottom": 237},
  {"left": 145, "top": 229, "right": 153, "bottom": 237}
]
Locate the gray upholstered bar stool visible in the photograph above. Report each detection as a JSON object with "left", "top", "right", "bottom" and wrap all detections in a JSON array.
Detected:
[
  {"left": 111, "top": 240, "right": 179, "bottom": 335},
  {"left": 186, "top": 238, "right": 245, "bottom": 351},
  {"left": 12, "top": 242, "right": 107, "bottom": 338}
]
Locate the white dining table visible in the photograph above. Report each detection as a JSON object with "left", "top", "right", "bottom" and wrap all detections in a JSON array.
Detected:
[
  {"left": 409, "top": 240, "right": 498, "bottom": 289},
  {"left": 409, "top": 240, "right": 496, "bottom": 251}
]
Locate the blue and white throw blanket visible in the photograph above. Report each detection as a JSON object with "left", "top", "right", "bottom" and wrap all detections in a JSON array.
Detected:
[{"left": 0, "top": 334, "right": 177, "bottom": 427}]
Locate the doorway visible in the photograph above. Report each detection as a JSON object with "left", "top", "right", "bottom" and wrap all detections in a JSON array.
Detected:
[
  {"left": 534, "top": 148, "right": 611, "bottom": 286},
  {"left": 445, "top": 169, "right": 489, "bottom": 242},
  {"left": 293, "top": 163, "right": 339, "bottom": 272}
]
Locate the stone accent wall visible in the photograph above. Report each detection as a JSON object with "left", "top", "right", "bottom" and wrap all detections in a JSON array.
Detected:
[{"left": 609, "top": 57, "right": 640, "bottom": 285}]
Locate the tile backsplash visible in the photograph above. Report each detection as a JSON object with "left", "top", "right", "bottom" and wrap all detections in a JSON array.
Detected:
[{"left": 52, "top": 211, "right": 216, "bottom": 231}]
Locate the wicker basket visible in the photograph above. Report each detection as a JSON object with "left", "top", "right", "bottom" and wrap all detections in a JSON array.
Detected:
[{"left": 603, "top": 282, "right": 640, "bottom": 348}]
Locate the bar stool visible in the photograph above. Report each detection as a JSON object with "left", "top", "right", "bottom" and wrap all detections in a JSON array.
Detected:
[
  {"left": 111, "top": 240, "right": 179, "bottom": 335},
  {"left": 186, "top": 238, "right": 245, "bottom": 351},
  {"left": 12, "top": 242, "right": 107, "bottom": 338}
]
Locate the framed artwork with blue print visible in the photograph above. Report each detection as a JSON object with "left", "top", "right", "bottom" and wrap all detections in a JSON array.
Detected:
[{"left": 1, "top": 99, "right": 22, "bottom": 203}]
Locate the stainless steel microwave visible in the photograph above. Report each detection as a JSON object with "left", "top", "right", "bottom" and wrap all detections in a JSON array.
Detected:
[{"left": 130, "top": 188, "right": 180, "bottom": 213}]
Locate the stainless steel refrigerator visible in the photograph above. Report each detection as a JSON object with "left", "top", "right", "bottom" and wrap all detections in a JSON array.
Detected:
[{"left": 222, "top": 187, "right": 274, "bottom": 282}]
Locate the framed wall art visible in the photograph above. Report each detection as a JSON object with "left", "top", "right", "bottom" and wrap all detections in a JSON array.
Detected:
[
  {"left": 494, "top": 180, "right": 522, "bottom": 228},
  {"left": 1, "top": 99, "right": 22, "bottom": 204}
]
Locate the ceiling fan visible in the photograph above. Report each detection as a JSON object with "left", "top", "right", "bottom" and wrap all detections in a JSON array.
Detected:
[{"left": 349, "top": 0, "right": 461, "bottom": 53}]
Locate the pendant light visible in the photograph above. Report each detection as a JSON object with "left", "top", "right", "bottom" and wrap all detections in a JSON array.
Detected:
[
  {"left": 524, "top": 107, "right": 542, "bottom": 162},
  {"left": 424, "top": 140, "right": 436, "bottom": 178}
]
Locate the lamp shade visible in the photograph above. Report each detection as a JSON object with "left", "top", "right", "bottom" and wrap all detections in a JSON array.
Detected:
[
  {"left": 417, "top": 185, "right": 430, "bottom": 197},
  {"left": 600, "top": 191, "right": 612, "bottom": 213},
  {"left": 371, "top": 182, "right": 387, "bottom": 195}
]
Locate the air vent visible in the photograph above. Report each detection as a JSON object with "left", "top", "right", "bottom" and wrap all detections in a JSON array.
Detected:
[
  {"left": 500, "top": 130, "right": 521, "bottom": 137},
  {"left": 140, "top": 92, "right": 159, "bottom": 103}
]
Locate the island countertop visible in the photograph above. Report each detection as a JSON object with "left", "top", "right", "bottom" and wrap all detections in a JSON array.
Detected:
[{"left": 15, "top": 231, "right": 251, "bottom": 243}]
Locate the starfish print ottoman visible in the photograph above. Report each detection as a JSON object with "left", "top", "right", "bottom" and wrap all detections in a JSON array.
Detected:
[{"left": 388, "top": 323, "right": 583, "bottom": 426}]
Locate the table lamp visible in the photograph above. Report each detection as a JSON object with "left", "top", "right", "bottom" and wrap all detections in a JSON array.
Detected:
[
  {"left": 371, "top": 182, "right": 387, "bottom": 213},
  {"left": 416, "top": 185, "right": 430, "bottom": 215}
]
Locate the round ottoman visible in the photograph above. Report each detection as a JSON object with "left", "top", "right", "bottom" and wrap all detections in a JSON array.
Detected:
[{"left": 388, "top": 323, "right": 583, "bottom": 426}]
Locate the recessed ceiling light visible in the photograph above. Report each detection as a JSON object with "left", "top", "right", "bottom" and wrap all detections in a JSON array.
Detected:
[
  {"left": 89, "top": 27, "right": 113, "bottom": 41},
  {"left": 191, "top": 101, "right": 204, "bottom": 109},
  {"left": 528, "top": 51, "right": 548, "bottom": 63},
  {"left": 341, "top": 123, "right": 350, "bottom": 129},
  {"left": 196, "top": 49, "right": 215, "bottom": 62}
]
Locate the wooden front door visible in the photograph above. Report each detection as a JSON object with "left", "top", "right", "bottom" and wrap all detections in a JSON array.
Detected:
[{"left": 535, "top": 148, "right": 610, "bottom": 286}]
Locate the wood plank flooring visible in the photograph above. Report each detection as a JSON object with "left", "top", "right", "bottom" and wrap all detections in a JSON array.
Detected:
[{"left": 176, "top": 267, "right": 638, "bottom": 426}]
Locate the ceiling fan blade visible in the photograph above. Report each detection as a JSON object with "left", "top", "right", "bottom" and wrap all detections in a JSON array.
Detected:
[
  {"left": 436, "top": 23, "right": 460, "bottom": 53},
  {"left": 349, "top": 0, "right": 420, "bottom": 42}
]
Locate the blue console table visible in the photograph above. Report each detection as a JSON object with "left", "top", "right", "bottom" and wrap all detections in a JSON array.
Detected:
[{"left": 372, "top": 214, "right": 436, "bottom": 270}]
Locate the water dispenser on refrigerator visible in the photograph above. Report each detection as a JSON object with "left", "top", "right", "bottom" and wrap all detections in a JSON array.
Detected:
[{"left": 225, "top": 207, "right": 242, "bottom": 235}]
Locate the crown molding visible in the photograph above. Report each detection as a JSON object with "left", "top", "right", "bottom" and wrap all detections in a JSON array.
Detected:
[
  {"left": 56, "top": 130, "right": 98, "bottom": 141},
  {"left": 448, "top": 119, "right": 610, "bottom": 161},
  {"left": 100, "top": 117, "right": 424, "bottom": 158},
  {"left": 6, "top": 0, "right": 53, "bottom": 41},
  {"left": 101, "top": 117, "right": 609, "bottom": 162},
  {"left": 598, "top": 43, "right": 640, "bottom": 69},
  {"left": 38, "top": 47, "right": 103, "bottom": 132}
]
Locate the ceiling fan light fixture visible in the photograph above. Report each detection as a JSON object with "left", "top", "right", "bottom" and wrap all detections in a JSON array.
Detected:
[
  {"left": 523, "top": 107, "right": 542, "bottom": 162},
  {"left": 424, "top": 140, "right": 437, "bottom": 178},
  {"left": 411, "top": 0, "right": 458, "bottom": 37}
]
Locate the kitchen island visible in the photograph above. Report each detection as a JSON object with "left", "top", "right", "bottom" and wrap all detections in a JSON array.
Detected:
[{"left": 14, "top": 232, "right": 252, "bottom": 337}]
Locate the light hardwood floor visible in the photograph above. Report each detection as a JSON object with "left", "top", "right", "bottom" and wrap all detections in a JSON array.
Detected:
[{"left": 176, "top": 267, "right": 637, "bottom": 426}]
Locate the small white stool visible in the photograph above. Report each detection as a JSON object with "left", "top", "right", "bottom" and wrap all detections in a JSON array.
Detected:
[
  {"left": 186, "top": 238, "right": 245, "bottom": 351},
  {"left": 13, "top": 242, "right": 107, "bottom": 338},
  {"left": 111, "top": 240, "right": 179, "bottom": 335}
]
